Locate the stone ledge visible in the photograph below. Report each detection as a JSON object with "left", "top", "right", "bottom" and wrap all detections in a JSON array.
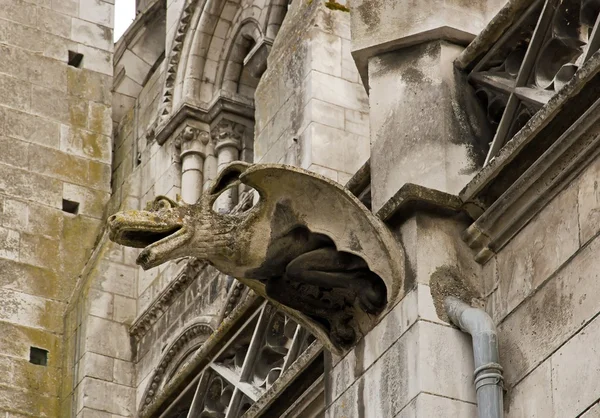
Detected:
[{"left": 377, "top": 183, "right": 462, "bottom": 223}]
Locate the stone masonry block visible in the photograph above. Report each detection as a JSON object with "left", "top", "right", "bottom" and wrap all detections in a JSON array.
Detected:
[
  {"left": 60, "top": 125, "right": 112, "bottom": 163},
  {"left": 0, "top": 164, "right": 62, "bottom": 207},
  {"left": 87, "top": 289, "right": 114, "bottom": 319},
  {"left": 113, "top": 359, "right": 134, "bottom": 387},
  {"left": 113, "top": 295, "right": 136, "bottom": 325},
  {"left": 329, "top": 320, "right": 475, "bottom": 417},
  {"left": 505, "top": 361, "right": 552, "bottom": 418},
  {"left": 93, "top": 260, "right": 137, "bottom": 298},
  {"left": 1, "top": 199, "right": 28, "bottom": 231},
  {"left": 84, "top": 316, "right": 132, "bottom": 361},
  {"left": 78, "top": 352, "right": 114, "bottom": 383},
  {"left": 88, "top": 102, "right": 112, "bottom": 135},
  {"left": 0, "top": 106, "right": 61, "bottom": 148},
  {"left": 72, "top": 18, "right": 113, "bottom": 52},
  {"left": 63, "top": 182, "right": 110, "bottom": 219},
  {"left": 491, "top": 183, "right": 579, "bottom": 322},
  {"left": 396, "top": 393, "right": 477, "bottom": 418},
  {"left": 303, "top": 70, "right": 368, "bottom": 112},
  {"left": 0, "top": 225, "right": 20, "bottom": 260},
  {"left": 0, "top": 73, "right": 31, "bottom": 111},
  {"left": 551, "top": 314, "right": 600, "bottom": 417},
  {"left": 577, "top": 154, "right": 600, "bottom": 244},
  {"left": 0, "top": 136, "right": 29, "bottom": 169},
  {"left": 309, "top": 122, "right": 369, "bottom": 174},
  {"left": 79, "top": 0, "right": 113, "bottom": 27},
  {"left": 29, "top": 145, "right": 89, "bottom": 185},
  {"left": 498, "top": 234, "right": 600, "bottom": 386},
  {"left": 77, "top": 44, "right": 113, "bottom": 76},
  {"left": 0, "top": 258, "right": 65, "bottom": 301},
  {"left": 19, "top": 232, "right": 61, "bottom": 271},
  {"left": 80, "top": 377, "right": 135, "bottom": 416},
  {"left": 27, "top": 203, "right": 63, "bottom": 239},
  {"left": 38, "top": 7, "right": 72, "bottom": 38},
  {"left": 0, "top": 0, "right": 38, "bottom": 26},
  {"left": 310, "top": 28, "right": 342, "bottom": 78},
  {"left": 0, "top": 288, "right": 64, "bottom": 333},
  {"left": 52, "top": 0, "right": 79, "bottom": 17}
]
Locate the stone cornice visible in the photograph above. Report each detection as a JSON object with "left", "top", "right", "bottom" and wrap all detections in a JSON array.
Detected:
[
  {"left": 129, "top": 258, "right": 206, "bottom": 341},
  {"left": 152, "top": 93, "right": 255, "bottom": 145},
  {"left": 460, "top": 52, "right": 600, "bottom": 219},
  {"left": 463, "top": 94, "right": 600, "bottom": 263},
  {"left": 376, "top": 183, "right": 463, "bottom": 223}
]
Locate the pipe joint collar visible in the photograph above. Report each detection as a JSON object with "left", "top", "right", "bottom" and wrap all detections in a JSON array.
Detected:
[{"left": 474, "top": 362, "right": 504, "bottom": 390}]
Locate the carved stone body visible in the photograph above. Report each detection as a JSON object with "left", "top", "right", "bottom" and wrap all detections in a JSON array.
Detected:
[{"left": 108, "top": 163, "right": 405, "bottom": 353}]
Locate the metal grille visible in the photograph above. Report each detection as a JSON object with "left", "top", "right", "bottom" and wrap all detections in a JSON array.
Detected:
[
  {"left": 470, "top": 0, "right": 600, "bottom": 164},
  {"left": 159, "top": 302, "right": 318, "bottom": 418}
]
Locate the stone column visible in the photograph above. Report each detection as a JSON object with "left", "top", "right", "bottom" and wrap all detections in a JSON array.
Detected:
[
  {"left": 211, "top": 120, "right": 245, "bottom": 212},
  {"left": 323, "top": 2, "right": 505, "bottom": 417},
  {"left": 176, "top": 126, "right": 209, "bottom": 204},
  {"left": 351, "top": 0, "right": 501, "bottom": 212}
]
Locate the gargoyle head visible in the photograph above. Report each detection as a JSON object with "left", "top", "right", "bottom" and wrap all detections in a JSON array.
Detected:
[
  {"left": 108, "top": 195, "right": 194, "bottom": 269},
  {"left": 108, "top": 163, "right": 251, "bottom": 271}
]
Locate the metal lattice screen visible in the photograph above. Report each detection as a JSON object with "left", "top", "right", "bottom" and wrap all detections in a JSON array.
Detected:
[
  {"left": 470, "top": 0, "right": 600, "bottom": 164},
  {"left": 159, "top": 302, "right": 318, "bottom": 418}
]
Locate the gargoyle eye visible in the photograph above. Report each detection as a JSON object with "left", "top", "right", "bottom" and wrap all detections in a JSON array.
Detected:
[{"left": 155, "top": 198, "right": 172, "bottom": 211}]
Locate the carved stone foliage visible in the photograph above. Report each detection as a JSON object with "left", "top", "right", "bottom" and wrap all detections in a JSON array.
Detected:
[
  {"left": 108, "top": 163, "right": 406, "bottom": 354},
  {"left": 212, "top": 120, "right": 246, "bottom": 151},
  {"left": 468, "top": 0, "right": 600, "bottom": 164}
]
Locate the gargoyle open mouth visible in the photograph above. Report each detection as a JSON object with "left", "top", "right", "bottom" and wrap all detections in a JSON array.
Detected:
[{"left": 116, "top": 226, "right": 183, "bottom": 249}]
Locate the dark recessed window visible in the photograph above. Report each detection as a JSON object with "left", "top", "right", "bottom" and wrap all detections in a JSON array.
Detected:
[
  {"left": 62, "top": 199, "right": 80, "bottom": 215},
  {"left": 68, "top": 51, "right": 84, "bottom": 68},
  {"left": 30, "top": 347, "right": 48, "bottom": 366}
]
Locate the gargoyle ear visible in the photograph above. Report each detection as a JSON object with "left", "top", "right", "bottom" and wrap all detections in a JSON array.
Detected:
[{"left": 209, "top": 161, "right": 251, "bottom": 195}]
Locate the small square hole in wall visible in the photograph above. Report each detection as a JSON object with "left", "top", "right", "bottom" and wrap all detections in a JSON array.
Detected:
[
  {"left": 30, "top": 347, "right": 48, "bottom": 366},
  {"left": 68, "top": 50, "right": 84, "bottom": 68},
  {"left": 62, "top": 199, "right": 80, "bottom": 215}
]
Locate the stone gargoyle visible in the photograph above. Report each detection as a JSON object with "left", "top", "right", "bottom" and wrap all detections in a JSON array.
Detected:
[{"left": 108, "top": 162, "right": 405, "bottom": 353}]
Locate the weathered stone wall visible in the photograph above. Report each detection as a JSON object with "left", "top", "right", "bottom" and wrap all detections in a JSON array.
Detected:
[
  {"left": 254, "top": 0, "right": 370, "bottom": 182},
  {"left": 325, "top": 213, "right": 483, "bottom": 417},
  {"left": 0, "top": 0, "right": 113, "bottom": 416},
  {"left": 482, "top": 154, "right": 600, "bottom": 417}
]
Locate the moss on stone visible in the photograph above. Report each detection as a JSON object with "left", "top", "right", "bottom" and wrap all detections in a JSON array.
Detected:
[{"left": 325, "top": 0, "right": 349, "bottom": 12}]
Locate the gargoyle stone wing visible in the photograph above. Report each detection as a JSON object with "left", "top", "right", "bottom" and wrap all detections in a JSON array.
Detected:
[{"left": 238, "top": 164, "right": 405, "bottom": 305}]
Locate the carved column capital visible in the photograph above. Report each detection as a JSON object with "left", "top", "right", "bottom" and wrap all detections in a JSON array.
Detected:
[
  {"left": 212, "top": 120, "right": 245, "bottom": 152},
  {"left": 175, "top": 126, "right": 210, "bottom": 159}
]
